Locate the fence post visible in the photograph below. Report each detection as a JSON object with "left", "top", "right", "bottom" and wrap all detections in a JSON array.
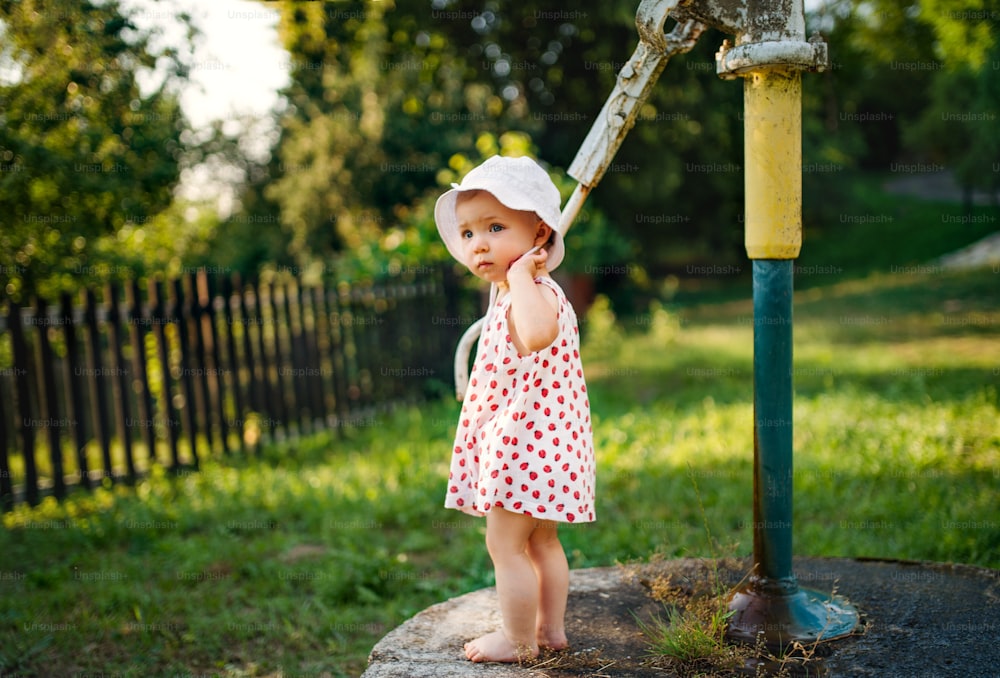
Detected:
[
  {"left": 309, "top": 285, "right": 333, "bottom": 429},
  {"left": 0, "top": 340, "right": 14, "bottom": 511},
  {"left": 249, "top": 279, "right": 277, "bottom": 443},
  {"left": 341, "top": 282, "right": 364, "bottom": 419},
  {"left": 170, "top": 278, "right": 199, "bottom": 469},
  {"left": 352, "top": 283, "right": 374, "bottom": 415},
  {"left": 303, "top": 284, "right": 328, "bottom": 430},
  {"left": 182, "top": 272, "right": 213, "bottom": 456},
  {"left": 283, "top": 279, "right": 302, "bottom": 433},
  {"left": 10, "top": 302, "right": 40, "bottom": 505},
  {"left": 127, "top": 280, "right": 157, "bottom": 466},
  {"left": 106, "top": 283, "right": 137, "bottom": 484},
  {"left": 82, "top": 289, "right": 115, "bottom": 484},
  {"left": 285, "top": 282, "right": 302, "bottom": 432},
  {"left": 269, "top": 281, "right": 295, "bottom": 437},
  {"left": 61, "top": 292, "right": 91, "bottom": 491},
  {"left": 297, "top": 280, "right": 321, "bottom": 433},
  {"left": 234, "top": 274, "right": 263, "bottom": 449},
  {"left": 326, "top": 284, "right": 350, "bottom": 431},
  {"left": 221, "top": 275, "right": 247, "bottom": 453},
  {"left": 35, "top": 297, "right": 68, "bottom": 499},
  {"left": 149, "top": 279, "right": 182, "bottom": 471},
  {"left": 198, "top": 270, "right": 230, "bottom": 455}
]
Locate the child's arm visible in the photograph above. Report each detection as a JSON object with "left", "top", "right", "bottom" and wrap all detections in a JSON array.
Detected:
[{"left": 506, "top": 249, "right": 560, "bottom": 354}]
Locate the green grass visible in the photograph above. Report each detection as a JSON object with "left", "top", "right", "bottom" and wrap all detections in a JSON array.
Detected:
[
  {"left": 638, "top": 603, "right": 735, "bottom": 664},
  {"left": 1, "top": 191, "right": 998, "bottom": 676}
]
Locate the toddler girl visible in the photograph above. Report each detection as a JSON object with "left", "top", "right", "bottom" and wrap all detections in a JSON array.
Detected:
[{"left": 434, "top": 155, "right": 596, "bottom": 663}]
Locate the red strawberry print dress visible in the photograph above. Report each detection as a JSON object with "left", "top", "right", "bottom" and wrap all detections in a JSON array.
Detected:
[{"left": 445, "top": 276, "right": 595, "bottom": 523}]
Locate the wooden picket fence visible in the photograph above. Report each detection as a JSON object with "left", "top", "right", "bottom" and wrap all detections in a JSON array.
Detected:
[{"left": 0, "top": 266, "right": 473, "bottom": 510}]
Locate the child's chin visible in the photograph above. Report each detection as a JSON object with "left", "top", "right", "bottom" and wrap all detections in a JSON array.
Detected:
[{"left": 469, "top": 267, "right": 505, "bottom": 283}]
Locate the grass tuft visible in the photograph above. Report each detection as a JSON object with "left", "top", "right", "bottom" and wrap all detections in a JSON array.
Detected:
[{"left": 639, "top": 601, "right": 735, "bottom": 663}]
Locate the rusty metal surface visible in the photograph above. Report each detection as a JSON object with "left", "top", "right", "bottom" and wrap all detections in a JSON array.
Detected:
[
  {"left": 676, "top": 0, "right": 829, "bottom": 76},
  {"left": 673, "top": 0, "right": 746, "bottom": 35},
  {"left": 738, "top": 0, "right": 800, "bottom": 43}
]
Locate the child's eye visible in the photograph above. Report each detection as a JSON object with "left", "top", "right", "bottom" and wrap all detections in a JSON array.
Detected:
[
  {"left": 489, "top": 223, "right": 504, "bottom": 233},
  {"left": 461, "top": 229, "right": 472, "bottom": 239}
]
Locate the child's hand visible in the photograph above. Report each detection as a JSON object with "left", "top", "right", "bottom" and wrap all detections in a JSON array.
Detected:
[
  {"left": 507, "top": 246, "right": 548, "bottom": 279},
  {"left": 506, "top": 245, "right": 559, "bottom": 353}
]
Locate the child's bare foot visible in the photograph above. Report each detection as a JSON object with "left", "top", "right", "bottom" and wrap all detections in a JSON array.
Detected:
[
  {"left": 537, "top": 626, "right": 569, "bottom": 651},
  {"left": 464, "top": 629, "right": 538, "bottom": 663}
]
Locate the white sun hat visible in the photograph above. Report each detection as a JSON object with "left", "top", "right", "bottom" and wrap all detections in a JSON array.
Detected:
[{"left": 434, "top": 155, "right": 565, "bottom": 272}]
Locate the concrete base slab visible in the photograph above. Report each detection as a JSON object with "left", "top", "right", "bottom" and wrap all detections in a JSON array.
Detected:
[{"left": 362, "top": 556, "right": 999, "bottom": 677}]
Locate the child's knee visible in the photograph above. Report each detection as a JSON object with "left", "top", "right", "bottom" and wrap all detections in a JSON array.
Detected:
[
  {"left": 528, "top": 524, "right": 562, "bottom": 550},
  {"left": 485, "top": 523, "right": 529, "bottom": 560}
]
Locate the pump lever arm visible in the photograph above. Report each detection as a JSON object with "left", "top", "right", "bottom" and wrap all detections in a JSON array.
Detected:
[
  {"left": 567, "top": 13, "right": 704, "bottom": 194},
  {"left": 560, "top": 15, "right": 703, "bottom": 232}
]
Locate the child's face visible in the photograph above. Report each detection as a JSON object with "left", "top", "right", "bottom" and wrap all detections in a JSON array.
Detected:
[{"left": 455, "top": 190, "right": 552, "bottom": 284}]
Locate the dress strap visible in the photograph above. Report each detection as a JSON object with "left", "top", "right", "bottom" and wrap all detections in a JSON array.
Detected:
[
  {"left": 533, "top": 275, "right": 566, "bottom": 303},
  {"left": 491, "top": 277, "right": 564, "bottom": 318}
]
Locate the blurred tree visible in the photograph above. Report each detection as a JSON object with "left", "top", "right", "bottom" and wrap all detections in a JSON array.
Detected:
[
  {"left": 257, "top": 0, "right": 513, "bottom": 275},
  {"left": 810, "top": 0, "right": 998, "bottom": 205},
  {"left": 920, "top": 0, "right": 998, "bottom": 69},
  {"left": 909, "top": 0, "right": 999, "bottom": 207},
  {"left": 188, "top": 114, "right": 290, "bottom": 278},
  {"left": 0, "top": 0, "right": 196, "bottom": 301},
  {"left": 968, "top": 36, "right": 1000, "bottom": 205},
  {"left": 804, "top": 0, "right": 938, "bottom": 170}
]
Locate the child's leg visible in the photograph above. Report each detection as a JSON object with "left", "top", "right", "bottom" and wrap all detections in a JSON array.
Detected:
[
  {"left": 526, "top": 520, "right": 569, "bottom": 650},
  {"left": 464, "top": 507, "right": 540, "bottom": 663}
]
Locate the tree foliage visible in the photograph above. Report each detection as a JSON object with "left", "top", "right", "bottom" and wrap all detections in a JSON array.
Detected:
[
  {"left": 913, "top": 0, "right": 1000, "bottom": 202},
  {"left": 257, "top": 0, "right": 541, "bottom": 273},
  {"left": 0, "top": 0, "right": 194, "bottom": 301},
  {"left": 815, "top": 0, "right": 999, "bottom": 202}
]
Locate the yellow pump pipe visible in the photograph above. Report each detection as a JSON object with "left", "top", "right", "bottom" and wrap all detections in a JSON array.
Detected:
[{"left": 744, "top": 69, "right": 803, "bottom": 260}]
